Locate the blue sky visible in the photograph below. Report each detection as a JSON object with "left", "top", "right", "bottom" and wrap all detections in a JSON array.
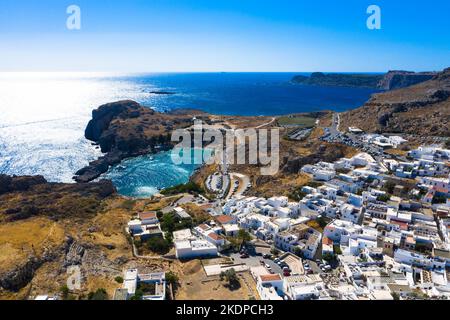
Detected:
[{"left": 0, "top": 0, "right": 448, "bottom": 72}]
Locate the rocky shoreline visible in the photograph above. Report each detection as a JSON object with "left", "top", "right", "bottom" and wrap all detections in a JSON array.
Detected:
[{"left": 73, "top": 100, "right": 201, "bottom": 183}]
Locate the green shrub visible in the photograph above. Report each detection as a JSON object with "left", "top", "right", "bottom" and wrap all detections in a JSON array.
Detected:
[
  {"left": 377, "top": 194, "right": 391, "bottom": 202},
  {"left": 120, "top": 199, "right": 136, "bottom": 210},
  {"left": 166, "top": 271, "right": 179, "bottom": 285},
  {"left": 59, "top": 285, "right": 69, "bottom": 300},
  {"left": 147, "top": 237, "right": 172, "bottom": 254},
  {"left": 88, "top": 288, "right": 108, "bottom": 300},
  {"left": 445, "top": 140, "right": 450, "bottom": 149},
  {"left": 432, "top": 195, "right": 447, "bottom": 204},
  {"left": 160, "top": 212, "right": 193, "bottom": 233},
  {"left": 161, "top": 182, "right": 204, "bottom": 196}
]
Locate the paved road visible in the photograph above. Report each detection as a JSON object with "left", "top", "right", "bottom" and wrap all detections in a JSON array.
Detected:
[
  {"left": 226, "top": 172, "right": 250, "bottom": 200},
  {"left": 322, "top": 112, "right": 387, "bottom": 162}
]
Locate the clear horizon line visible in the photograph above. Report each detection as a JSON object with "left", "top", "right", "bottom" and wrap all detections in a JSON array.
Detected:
[{"left": 0, "top": 69, "right": 441, "bottom": 74}]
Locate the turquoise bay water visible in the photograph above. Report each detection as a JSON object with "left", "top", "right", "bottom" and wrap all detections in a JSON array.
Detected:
[
  {"left": 0, "top": 72, "right": 379, "bottom": 197},
  {"left": 102, "top": 148, "right": 211, "bottom": 198}
]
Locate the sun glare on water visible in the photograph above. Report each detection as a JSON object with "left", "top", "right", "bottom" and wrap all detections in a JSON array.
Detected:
[{"left": 0, "top": 72, "right": 149, "bottom": 182}]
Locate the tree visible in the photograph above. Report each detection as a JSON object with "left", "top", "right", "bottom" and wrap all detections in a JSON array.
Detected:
[
  {"left": 160, "top": 212, "right": 177, "bottom": 233},
  {"left": 377, "top": 194, "right": 391, "bottom": 202},
  {"left": 220, "top": 268, "right": 240, "bottom": 289},
  {"left": 445, "top": 140, "right": 450, "bottom": 149},
  {"left": 161, "top": 182, "right": 204, "bottom": 196},
  {"left": 270, "top": 247, "right": 280, "bottom": 256},
  {"left": 237, "top": 229, "right": 251, "bottom": 249},
  {"left": 383, "top": 181, "right": 396, "bottom": 194},
  {"left": 129, "top": 289, "right": 143, "bottom": 300},
  {"left": 114, "top": 276, "right": 124, "bottom": 284},
  {"left": 59, "top": 285, "right": 70, "bottom": 300},
  {"left": 289, "top": 188, "right": 307, "bottom": 201},
  {"left": 160, "top": 211, "right": 193, "bottom": 233},
  {"left": 432, "top": 195, "right": 447, "bottom": 204},
  {"left": 166, "top": 271, "right": 179, "bottom": 286},
  {"left": 316, "top": 216, "right": 328, "bottom": 229},
  {"left": 322, "top": 253, "right": 335, "bottom": 263},
  {"left": 147, "top": 237, "right": 171, "bottom": 254},
  {"left": 88, "top": 288, "right": 108, "bottom": 300},
  {"left": 166, "top": 271, "right": 180, "bottom": 295},
  {"left": 333, "top": 245, "right": 342, "bottom": 255},
  {"left": 292, "top": 247, "right": 304, "bottom": 258}
]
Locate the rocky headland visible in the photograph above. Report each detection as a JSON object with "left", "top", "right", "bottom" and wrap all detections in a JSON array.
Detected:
[
  {"left": 340, "top": 67, "right": 450, "bottom": 137},
  {"left": 74, "top": 100, "right": 203, "bottom": 183},
  {"left": 292, "top": 70, "right": 436, "bottom": 90}
]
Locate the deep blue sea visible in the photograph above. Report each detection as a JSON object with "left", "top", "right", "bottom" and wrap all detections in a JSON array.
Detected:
[
  {"left": 122, "top": 72, "right": 377, "bottom": 115},
  {"left": 0, "top": 72, "right": 379, "bottom": 197}
]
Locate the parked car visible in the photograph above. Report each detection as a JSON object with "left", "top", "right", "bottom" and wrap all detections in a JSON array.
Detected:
[
  {"left": 240, "top": 253, "right": 249, "bottom": 259},
  {"left": 265, "top": 264, "right": 271, "bottom": 269},
  {"left": 260, "top": 260, "right": 265, "bottom": 265},
  {"left": 283, "top": 271, "right": 291, "bottom": 277}
]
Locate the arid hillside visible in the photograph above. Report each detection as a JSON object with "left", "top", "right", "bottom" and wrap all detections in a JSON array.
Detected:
[
  {"left": 0, "top": 177, "right": 189, "bottom": 300},
  {"left": 340, "top": 68, "right": 450, "bottom": 137}
]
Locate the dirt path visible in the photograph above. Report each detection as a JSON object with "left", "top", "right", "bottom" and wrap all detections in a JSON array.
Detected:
[{"left": 255, "top": 117, "right": 276, "bottom": 129}]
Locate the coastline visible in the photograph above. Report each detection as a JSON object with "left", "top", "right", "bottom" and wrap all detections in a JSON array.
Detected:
[{"left": 73, "top": 100, "right": 201, "bottom": 183}]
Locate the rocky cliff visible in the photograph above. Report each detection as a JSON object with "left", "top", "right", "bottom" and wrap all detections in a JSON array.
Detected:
[
  {"left": 75, "top": 100, "right": 198, "bottom": 183},
  {"left": 378, "top": 70, "right": 436, "bottom": 90},
  {"left": 292, "top": 71, "right": 436, "bottom": 90},
  {"left": 340, "top": 68, "right": 450, "bottom": 137}
]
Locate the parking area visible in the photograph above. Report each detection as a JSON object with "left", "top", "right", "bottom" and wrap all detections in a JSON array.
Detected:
[
  {"left": 225, "top": 245, "right": 334, "bottom": 277},
  {"left": 226, "top": 248, "right": 283, "bottom": 275},
  {"left": 306, "top": 260, "right": 323, "bottom": 274},
  {"left": 281, "top": 254, "right": 304, "bottom": 275}
]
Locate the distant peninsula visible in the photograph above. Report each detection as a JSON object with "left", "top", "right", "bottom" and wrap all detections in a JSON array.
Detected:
[{"left": 292, "top": 71, "right": 436, "bottom": 90}]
